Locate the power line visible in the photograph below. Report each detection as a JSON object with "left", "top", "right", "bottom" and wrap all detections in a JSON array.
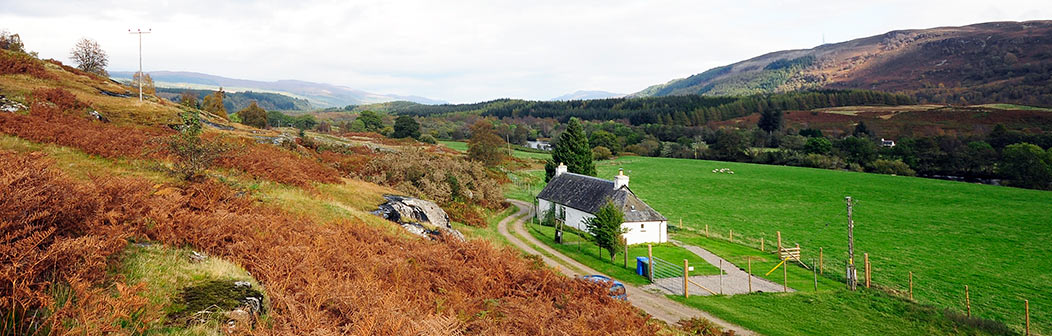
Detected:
[{"left": 128, "top": 28, "right": 151, "bottom": 102}]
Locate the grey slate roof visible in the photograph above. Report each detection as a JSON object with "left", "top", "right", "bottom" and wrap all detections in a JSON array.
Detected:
[{"left": 537, "top": 173, "right": 667, "bottom": 222}]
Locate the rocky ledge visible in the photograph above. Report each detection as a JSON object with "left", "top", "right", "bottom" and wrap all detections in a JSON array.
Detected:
[{"left": 374, "top": 195, "right": 464, "bottom": 241}]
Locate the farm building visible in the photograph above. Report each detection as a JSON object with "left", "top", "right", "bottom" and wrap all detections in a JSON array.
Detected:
[{"left": 536, "top": 164, "right": 668, "bottom": 245}]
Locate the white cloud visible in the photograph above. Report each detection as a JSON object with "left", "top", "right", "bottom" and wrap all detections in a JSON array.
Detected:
[{"left": 0, "top": 0, "right": 1047, "bottom": 103}]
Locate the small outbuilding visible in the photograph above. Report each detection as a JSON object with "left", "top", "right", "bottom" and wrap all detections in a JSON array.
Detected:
[{"left": 536, "top": 164, "right": 668, "bottom": 245}]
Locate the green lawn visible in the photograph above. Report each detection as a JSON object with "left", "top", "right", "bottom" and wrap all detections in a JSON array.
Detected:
[
  {"left": 593, "top": 156, "right": 1049, "bottom": 334},
  {"left": 526, "top": 223, "right": 721, "bottom": 286},
  {"left": 671, "top": 290, "right": 1011, "bottom": 336},
  {"left": 439, "top": 140, "right": 551, "bottom": 160}
]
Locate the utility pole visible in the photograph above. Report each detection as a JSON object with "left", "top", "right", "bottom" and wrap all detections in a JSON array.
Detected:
[
  {"left": 845, "top": 196, "right": 857, "bottom": 290},
  {"left": 128, "top": 28, "right": 151, "bottom": 102}
]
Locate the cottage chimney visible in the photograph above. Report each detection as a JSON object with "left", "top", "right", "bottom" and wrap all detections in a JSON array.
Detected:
[
  {"left": 555, "top": 163, "right": 568, "bottom": 177},
  {"left": 614, "top": 168, "right": 629, "bottom": 190}
]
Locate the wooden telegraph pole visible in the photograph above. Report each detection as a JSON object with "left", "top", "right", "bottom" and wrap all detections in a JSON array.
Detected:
[
  {"left": 845, "top": 196, "right": 857, "bottom": 291},
  {"left": 128, "top": 28, "right": 152, "bottom": 102}
]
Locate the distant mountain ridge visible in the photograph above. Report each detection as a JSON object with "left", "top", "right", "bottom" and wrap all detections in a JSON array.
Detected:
[
  {"left": 633, "top": 20, "right": 1052, "bottom": 107},
  {"left": 110, "top": 71, "right": 445, "bottom": 107},
  {"left": 550, "top": 90, "right": 625, "bottom": 101}
]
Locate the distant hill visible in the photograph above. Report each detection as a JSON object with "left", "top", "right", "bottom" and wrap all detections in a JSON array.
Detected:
[
  {"left": 154, "top": 88, "right": 312, "bottom": 112},
  {"left": 550, "top": 90, "right": 625, "bottom": 101},
  {"left": 110, "top": 71, "right": 445, "bottom": 107},
  {"left": 633, "top": 20, "right": 1052, "bottom": 107}
]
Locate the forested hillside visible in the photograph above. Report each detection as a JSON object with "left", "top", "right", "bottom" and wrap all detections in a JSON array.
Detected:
[
  {"left": 156, "top": 88, "right": 312, "bottom": 111},
  {"left": 635, "top": 20, "right": 1052, "bottom": 107},
  {"left": 368, "top": 90, "right": 912, "bottom": 126}
]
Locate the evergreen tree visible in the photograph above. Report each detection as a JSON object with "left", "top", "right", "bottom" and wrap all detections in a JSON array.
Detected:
[
  {"left": 853, "top": 121, "right": 872, "bottom": 138},
  {"left": 758, "top": 109, "right": 783, "bottom": 134},
  {"left": 546, "top": 118, "right": 595, "bottom": 181},
  {"left": 392, "top": 115, "right": 421, "bottom": 139},
  {"left": 585, "top": 201, "right": 626, "bottom": 263}
]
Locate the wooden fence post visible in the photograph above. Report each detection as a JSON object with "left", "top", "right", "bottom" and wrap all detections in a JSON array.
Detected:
[
  {"left": 783, "top": 258, "right": 788, "bottom": 292},
  {"left": 705, "top": 225, "right": 709, "bottom": 237},
  {"left": 777, "top": 231, "right": 783, "bottom": 256},
  {"left": 748, "top": 258, "right": 753, "bottom": 293},
  {"left": 908, "top": 272, "right": 913, "bottom": 300},
  {"left": 624, "top": 244, "right": 628, "bottom": 268},
  {"left": 760, "top": 237, "right": 765, "bottom": 252},
  {"left": 819, "top": 247, "right": 824, "bottom": 275},
  {"left": 813, "top": 257, "right": 818, "bottom": 292},
  {"left": 683, "top": 259, "right": 689, "bottom": 298},
  {"left": 647, "top": 244, "right": 654, "bottom": 283},
  {"left": 965, "top": 285, "right": 971, "bottom": 317},
  {"left": 1025, "top": 299, "right": 1030, "bottom": 336},
  {"left": 729, "top": 229, "right": 734, "bottom": 241},
  {"left": 864, "top": 253, "right": 871, "bottom": 288},
  {"left": 719, "top": 259, "right": 724, "bottom": 295}
]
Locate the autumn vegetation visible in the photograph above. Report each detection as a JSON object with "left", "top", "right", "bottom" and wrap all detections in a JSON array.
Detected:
[{"left": 1, "top": 150, "right": 656, "bottom": 334}]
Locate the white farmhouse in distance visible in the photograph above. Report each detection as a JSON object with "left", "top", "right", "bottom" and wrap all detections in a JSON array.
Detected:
[{"left": 536, "top": 164, "right": 668, "bottom": 245}]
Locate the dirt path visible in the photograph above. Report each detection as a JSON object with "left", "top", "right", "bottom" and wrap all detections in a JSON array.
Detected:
[
  {"left": 644, "top": 242, "right": 789, "bottom": 296},
  {"left": 499, "top": 199, "right": 754, "bottom": 335}
]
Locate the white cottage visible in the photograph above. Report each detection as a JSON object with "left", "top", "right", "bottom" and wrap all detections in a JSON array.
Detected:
[{"left": 536, "top": 164, "right": 668, "bottom": 245}]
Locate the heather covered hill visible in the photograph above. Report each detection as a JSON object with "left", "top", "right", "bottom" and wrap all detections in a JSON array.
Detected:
[
  {"left": 0, "top": 46, "right": 661, "bottom": 335},
  {"left": 635, "top": 21, "right": 1052, "bottom": 106}
]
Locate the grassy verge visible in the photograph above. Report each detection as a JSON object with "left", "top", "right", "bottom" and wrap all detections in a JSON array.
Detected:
[
  {"left": 453, "top": 206, "right": 517, "bottom": 247},
  {"left": 671, "top": 289, "right": 1010, "bottom": 336},
  {"left": 526, "top": 223, "right": 721, "bottom": 286}
]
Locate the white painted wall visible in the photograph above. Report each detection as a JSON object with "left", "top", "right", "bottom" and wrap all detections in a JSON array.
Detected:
[
  {"left": 536, "top": 198, "right": 668, "bottom": 244},
  {"left": 620, "top": 221, "right": 668, "bottom": 245}
]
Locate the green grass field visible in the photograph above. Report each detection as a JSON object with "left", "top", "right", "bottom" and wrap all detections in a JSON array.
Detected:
[
  {"left": 526, "top": 223, "right": 722, "bottom": 285},
  {"left": 591, "top": 156, "right": 1050, "bottom": 334},
  {"left": 439, "top": 140, "right": 551, "bottom": 160}
]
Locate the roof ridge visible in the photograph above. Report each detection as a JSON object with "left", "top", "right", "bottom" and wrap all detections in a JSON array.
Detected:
[{"left": 560, "top": 172, "right": 613, "bottom": 183}]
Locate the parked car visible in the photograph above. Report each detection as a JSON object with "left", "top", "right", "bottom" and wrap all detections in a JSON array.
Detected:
[{"left": 579, "top": 275, "right": 627, "bottom": 300}]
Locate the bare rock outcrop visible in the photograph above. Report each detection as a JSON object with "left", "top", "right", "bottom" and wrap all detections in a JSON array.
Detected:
[{"left": 374, "top": 195, "right": 464, "bottom": 241}]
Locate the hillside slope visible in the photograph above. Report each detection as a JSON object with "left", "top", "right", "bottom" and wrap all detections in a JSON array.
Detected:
[
  {"left": 111, "top": 70, "right": 446, "bottom": 107},
  {"left": 635, "top": 20, "right": 1052, "bottom": 106}
]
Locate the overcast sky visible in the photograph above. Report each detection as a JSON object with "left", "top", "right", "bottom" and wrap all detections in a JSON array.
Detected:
[{"left": 1, "top": 0, "right": 1047, "bottom": 103}]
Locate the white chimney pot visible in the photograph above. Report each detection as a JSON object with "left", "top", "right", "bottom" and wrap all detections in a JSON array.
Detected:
[
  {"left": 614, "top": 168, "right": 629, "bottom": 189},
  {"left": 555, "top": 163, "right": 568, "bottom": 177}
]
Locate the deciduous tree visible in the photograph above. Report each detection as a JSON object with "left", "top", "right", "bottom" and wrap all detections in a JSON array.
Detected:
[
  {"left": 468, "top": 119, "right": 504, "bottom": 167},
  {"left": 202, "top": 88, "right": 228, "bottom": 120},
  {"left": 132, "top": 71, "right": 156, "bottom": 95},
  {"left": 1000, "top": 143, "right": 1052, "bottom": 189},
  {"left": 238, "top": 101, "right": 267, "bottom": 129},
  {"left": 69, "top": 38, "right": 108, "bottom": 76},
  {"left": 356, "top": 110, "right": 384, "bottom": 132}
]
